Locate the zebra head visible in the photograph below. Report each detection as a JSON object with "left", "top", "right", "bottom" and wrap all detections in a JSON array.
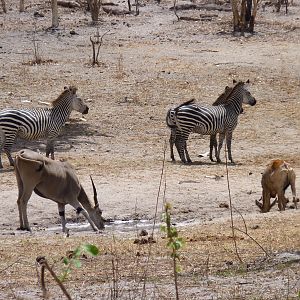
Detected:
[
  {"left": 240, "top": 80, "right": 256, "bottom": 106},
  {"left": 65, "top": 86, "right": 89, "bottom": 115}
]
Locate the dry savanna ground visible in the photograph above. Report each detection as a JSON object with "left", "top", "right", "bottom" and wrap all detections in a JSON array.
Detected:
[{"left": 0, "top": 0, "right": 299, "bottom": 299}]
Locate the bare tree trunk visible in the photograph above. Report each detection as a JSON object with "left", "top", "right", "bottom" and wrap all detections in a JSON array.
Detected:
[
  {"left": 231, "top": 0, "right": 240, "bottom": 32},
  {"left": 89, "top": 0, "right": 101, "bottom": 24},
  {"left": 249, "top": 0, "right": 259, "bottom": 33},
  {"left": 1, "top": 0, "right": 7, "bottom": 13},
  {"left": 19, "top": 0, "right": 25, "bottom": 12},
  {"left": 51, "top": 0, "right": 59, "bottom": 28},
  {"left": 240, "top": 0, "right": 246, "bottom": 35}
]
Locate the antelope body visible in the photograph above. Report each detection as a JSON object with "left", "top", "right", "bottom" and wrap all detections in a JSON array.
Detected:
[{"left": 15, "top": 149, "right": 105, "bottom": 232}]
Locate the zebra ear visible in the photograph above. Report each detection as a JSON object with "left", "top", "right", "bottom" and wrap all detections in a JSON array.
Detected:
[
  {"left": 64, "top": 86, "right": 68, "bottom": 90},
  {"left": 246, "top": 79, "right": 250, "bottom": 84},
  {"left": 233, "top": 79, "right": 237, "bottom": 84},
  {"left": 70, "top": 86, "right": 77, "bottom": 94}
]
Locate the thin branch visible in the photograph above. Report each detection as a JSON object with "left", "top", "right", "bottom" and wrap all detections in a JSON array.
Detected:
[
  {"left": 0, "top": 258, "right": 22, "bottom": 274},
  {"left": 142, "top": 141, "right": 167, "bottom": 299},
  {"left": 224, "top": 142, "right": 243, "bottom": 263},
  {"left": 233, "top": 227, "right": 270, "bottom": 257},
  {"left": 173, "top": 0, "right": 180, "bottom": 21}
]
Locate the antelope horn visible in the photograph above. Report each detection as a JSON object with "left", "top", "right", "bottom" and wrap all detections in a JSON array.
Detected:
[{"left": 90, "top": 175, "right": 99, "bottom": 207}]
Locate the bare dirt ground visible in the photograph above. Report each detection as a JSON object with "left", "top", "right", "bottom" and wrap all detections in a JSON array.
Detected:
[{"left": 0, "top": 0, "right": 299, "bottom": 299}]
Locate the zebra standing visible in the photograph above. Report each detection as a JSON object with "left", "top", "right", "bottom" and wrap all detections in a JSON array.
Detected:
[
  {"left": 166, "top": 98, "right": 195, "bottom": 162},
  {"left": 0, "top": 86, "right": 89, "bottom": 168},
  {"left": 166, "top": 85, "right": 236, "bottom": 162},
  {"left": 174, "top": 80, "right": 256, "bottom": 164}
]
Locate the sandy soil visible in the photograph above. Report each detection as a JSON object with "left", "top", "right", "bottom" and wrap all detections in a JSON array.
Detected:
[{"left": 0, "top": 0, "right": 299, "bottom": 299}]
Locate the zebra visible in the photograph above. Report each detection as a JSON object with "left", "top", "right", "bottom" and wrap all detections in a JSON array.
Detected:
[
  {"left": 173, "top": 80, "right": 256, "bottom": 164},
  {"left": 166, "top": 98, "right": 195, "bottom": 162},
  {"left": 166, "top": 85, "right": 238, "bottom": 162},
  {"left": 0, "top": 86, "right": 89, "bottom": 168}
]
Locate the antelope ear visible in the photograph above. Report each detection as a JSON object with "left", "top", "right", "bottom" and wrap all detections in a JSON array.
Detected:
[{"left": 90, "top": 175, "right": 99, "bottom": 207}]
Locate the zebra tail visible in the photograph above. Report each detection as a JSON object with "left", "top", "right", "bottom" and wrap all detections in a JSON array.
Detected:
[{"left": 174, "top": 98, "right": 196, "bottom": 114}]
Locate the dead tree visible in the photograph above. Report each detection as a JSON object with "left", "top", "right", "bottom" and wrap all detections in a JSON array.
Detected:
[
  {"left": 90, "top": 29, "right": 109, "bottom": 65},
  {"left": 51, "top": 0, "right": 59, "bottom": 28},
  {"left": 1, "top": 0, "right": 6, "bottom": 13},
  {"left": 231, "top": 0, "right": 261, "bottom": 34},
  {"left": 87, "top": 0, "right": 101, "bottom": 24}
]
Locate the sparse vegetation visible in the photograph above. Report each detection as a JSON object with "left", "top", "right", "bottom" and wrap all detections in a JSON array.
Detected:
[{"left": 0, "top": 0, "right": 299, "bottom": 299}]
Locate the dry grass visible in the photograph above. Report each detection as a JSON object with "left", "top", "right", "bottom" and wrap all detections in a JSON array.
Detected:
[{"left": 0, "top": 214, "right": 299, "bottom": 299}]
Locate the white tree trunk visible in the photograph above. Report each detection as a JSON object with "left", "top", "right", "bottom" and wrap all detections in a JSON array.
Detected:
[{"left": 51, "top": 0, "right": 59, "bottom": 28}]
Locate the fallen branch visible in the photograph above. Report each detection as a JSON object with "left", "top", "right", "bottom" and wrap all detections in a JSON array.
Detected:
[
  {"left": 170, "top": 3, "right": 231, "bottom": 12},
  {"left": 102, "top": 7, "right": 132, "bottom": 15},
  {"left": 57, "top": 1, "right": 81, "bottom": 8}
]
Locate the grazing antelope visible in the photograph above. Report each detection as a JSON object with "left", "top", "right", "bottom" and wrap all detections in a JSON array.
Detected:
[{"left": 15, "top": 149, "right": 105, "bottom": 232}]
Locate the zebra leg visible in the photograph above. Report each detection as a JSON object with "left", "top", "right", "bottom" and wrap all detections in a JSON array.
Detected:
[
  {"left": 175, "top": 137, "right": 187, "bottom": 163},
  {"left": 4, "top": 149, "right": 14, "bottom": 166},
  {"left": 169, "top": 129, "right": 176, "bottom": 161},
  {"left": 0, "top": 131, "right": 16, "bottom": 167},
  {"left": 0, "top": 130, "right": 5, "bottom": 168},
  {"left": 216, "top": 133, "right": 225, "bottom": 163},
  {"left": 226, "top": 132, "right": 234, "bottom": 164},
  {"left": 184, "top": 142, "right": 192, "bottom": 163},
  {"left": 209, "top": 134, "right": 217, "bottom": 162},
  {"left": 46, "top": 139, "right": 55, "bottom": 160}
]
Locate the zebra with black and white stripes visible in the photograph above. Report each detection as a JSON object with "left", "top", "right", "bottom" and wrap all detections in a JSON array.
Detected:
[
  {"left": 173, "top": 80, "right": 256, "bottom": 164},
  {"left": 166, "top": 85, "right": 239, "bottom": 163},
  {"left": 0, "top": 86, "right": 89, "bottom": 168}
]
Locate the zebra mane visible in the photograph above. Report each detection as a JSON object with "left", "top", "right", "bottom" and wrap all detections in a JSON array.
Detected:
[
  {"left": 215, "top": 81, "right": 244, "bottom": 106},
  {"left": 212, "top": 86, "right": 233, "bottom": 106},
  {"left": 51, "top": 86, "right": 77, "bottom": 107}
]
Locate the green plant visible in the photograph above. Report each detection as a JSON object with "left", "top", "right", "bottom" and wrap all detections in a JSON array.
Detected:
[
  {"left": 60, "top": 243, "right": 99, "bottom": 282},
  {"left": 161, "top": 203, "right": 185, "bottom": 300}
]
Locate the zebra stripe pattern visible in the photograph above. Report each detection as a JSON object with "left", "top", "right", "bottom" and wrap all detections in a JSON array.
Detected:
[
  {"left": 173, "top": 81, "right": 256, "bottom": 164},
  {"left": 0, "top": 86, "right": 89, "bottom": 168},
  {"left": 166, "top": 85, "right": 236, "bottom": 163}
]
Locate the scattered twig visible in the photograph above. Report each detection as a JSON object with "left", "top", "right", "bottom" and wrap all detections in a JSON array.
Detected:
[
  {"left": 233, "top": 227, "right": 270, "bottom": 257},
  {"left": 0, "top": 258, "right": 22, "bottom": 274}
]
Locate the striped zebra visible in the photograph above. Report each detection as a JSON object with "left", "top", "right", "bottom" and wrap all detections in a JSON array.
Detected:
[
  {"left": 166, "top": 98, "right": 195, "bottom": 162},
  {"left": 166, "top": 85, "right": 238, "bottom": 162},
  {"left": 0, "top": 86, "right": 89, "bottom": 168},
  {"left": 173, "top": 80, "right": 256, "bottom": 164}
]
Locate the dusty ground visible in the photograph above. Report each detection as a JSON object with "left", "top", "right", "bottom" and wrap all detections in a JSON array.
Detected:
[{"left": 0, "top": 0, "right": 299, "bottom": 299}]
